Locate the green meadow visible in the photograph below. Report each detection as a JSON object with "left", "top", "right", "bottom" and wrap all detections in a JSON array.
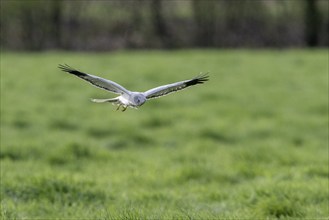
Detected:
[{"left": 1, "top": 50, "right": 328, "bottom": 219}]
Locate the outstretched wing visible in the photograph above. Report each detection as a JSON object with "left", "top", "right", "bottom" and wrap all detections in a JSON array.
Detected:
[
  {"left": 58, "top": 64, "right": 130, "bottom": 95},
  {"left": 143, "top": 73, "right": 209, "bottom": 99}
]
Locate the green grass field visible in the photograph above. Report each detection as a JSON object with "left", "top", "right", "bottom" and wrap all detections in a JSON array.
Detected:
[{"left": 1, "top": 50, "right": 328, "bottom": 219}]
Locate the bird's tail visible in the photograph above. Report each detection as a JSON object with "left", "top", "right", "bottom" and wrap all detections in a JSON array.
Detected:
[{"left": 91, "top": 98, "right": 119, "bottom": 103}]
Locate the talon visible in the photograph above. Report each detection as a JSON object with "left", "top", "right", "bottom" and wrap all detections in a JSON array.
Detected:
[{"left": 122, "top": 106, "right": 127, "bottom": 112}]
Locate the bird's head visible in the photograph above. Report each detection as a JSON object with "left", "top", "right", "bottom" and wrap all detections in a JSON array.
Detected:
[{"left": 133, "top": 94, "right": 146, "bottom": 106}]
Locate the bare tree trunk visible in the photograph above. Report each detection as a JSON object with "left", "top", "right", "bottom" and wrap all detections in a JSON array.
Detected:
[
  {"left": 192, "top": 0, "right": 216, "bottom": 47},
  {"left": 50, "top": 0, "right": 62, "bottom": 48},
  {"left": 305, "top": 0, "right": 320, "bottom": 47},
  {"left": 150, "top": 0, "right": 170, "bottom": 47},
  {"left": 20, "top": 7, "right": 42, "bottom": 50}
]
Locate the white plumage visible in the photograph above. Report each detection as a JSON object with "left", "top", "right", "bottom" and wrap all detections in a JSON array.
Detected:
[{"left": 59, "top": 64, "right": 209, "bottom": 111}]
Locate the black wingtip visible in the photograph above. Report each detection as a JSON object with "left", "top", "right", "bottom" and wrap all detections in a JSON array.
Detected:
[
  {"left": 58, "top": 63, "right": 73, "bottom": 72},
  {"left": 58, "top": 63, "right": 76, "bottom": 73},
  {"left": 193, "top": 72, "right": 210, "bottom": 84},
  {"left": 185, "top": 72, "right": 209, "bottom": 86},
  {"left": 58, "top": 64, "right": 86, "bottom": 77}
]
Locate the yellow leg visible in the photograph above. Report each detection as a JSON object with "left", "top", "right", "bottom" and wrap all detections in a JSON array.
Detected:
[{"left": 116, "top": 104, "right": 121, "bottom": 111}]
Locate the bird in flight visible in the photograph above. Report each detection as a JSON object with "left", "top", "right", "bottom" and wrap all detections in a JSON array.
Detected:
[{"left": 59, "top": 64, "right": 209, "bottom": 111}]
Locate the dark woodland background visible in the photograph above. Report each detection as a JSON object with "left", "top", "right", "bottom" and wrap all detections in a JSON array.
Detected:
[{"left": 1, "top": 0, "right": 328, "bottom": 51}]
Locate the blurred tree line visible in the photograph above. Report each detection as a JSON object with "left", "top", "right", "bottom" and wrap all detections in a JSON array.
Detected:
[{"left": 1, "top": 0, "right": 328, "bottom": 51}]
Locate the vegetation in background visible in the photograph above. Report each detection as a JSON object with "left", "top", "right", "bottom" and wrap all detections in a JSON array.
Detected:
[
  {"left": 0, "top": 50, "right": 328, "bottom": 219},
  {"left": 1, "top": 0, "right": 328, "bottom": 50}
]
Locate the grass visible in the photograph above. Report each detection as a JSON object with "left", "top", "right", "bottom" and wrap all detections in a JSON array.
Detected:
[{"left": 0, "top": 49, "right": 328, "bottom": 219}]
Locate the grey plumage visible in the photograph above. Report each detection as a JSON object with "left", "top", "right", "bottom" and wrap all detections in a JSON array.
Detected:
[{"left": 59, "top": 64, "right": 209, "bottom": 111}]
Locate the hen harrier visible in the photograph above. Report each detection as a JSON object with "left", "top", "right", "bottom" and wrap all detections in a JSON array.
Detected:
[{"left": 59, "top": 64, "right": 209, "bottom": 111}]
